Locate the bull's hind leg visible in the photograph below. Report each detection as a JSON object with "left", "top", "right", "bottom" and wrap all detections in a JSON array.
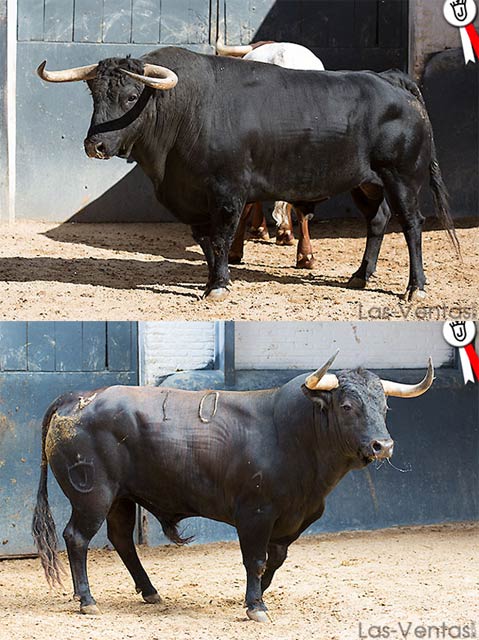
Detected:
[
  {"left": 106, "top": 498, "right": 161, "bottom": 604},
  {"left": 63, "top": 506, "right": 109, "bottom": 615},
  {"left": 348, "top": 185, "right": 390, "bottom": 288},
  {"left": 261, "top": 542, "right": 289, "bottom": 594},
  {"left": 382, "top": 174, "right": 426, "bottom": 300}
]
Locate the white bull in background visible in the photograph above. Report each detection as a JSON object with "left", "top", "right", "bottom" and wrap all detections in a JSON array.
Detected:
[{"left": 217, "top": 39, "right": 325, "bottom": 269}]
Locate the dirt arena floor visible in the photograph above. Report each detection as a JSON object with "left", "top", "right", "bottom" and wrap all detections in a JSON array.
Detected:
[
  {"left": 0, "top": 218, "right": 477, "bottom": 321},
  {"left": 0, "top": 523, "right": 476, "bottom": 640}
]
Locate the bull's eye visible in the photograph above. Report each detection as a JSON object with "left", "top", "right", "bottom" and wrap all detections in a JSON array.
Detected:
[
  {"left": 341, "top": 402, "right": 352, "bottom": 412},
  {"left": 127, "top": 94, "right": 138, "bottom": 103}
]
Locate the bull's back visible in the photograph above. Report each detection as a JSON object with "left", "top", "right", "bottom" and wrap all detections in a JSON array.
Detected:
[{"left": 206, "top": 66, "right": 419, "bottom": 199}]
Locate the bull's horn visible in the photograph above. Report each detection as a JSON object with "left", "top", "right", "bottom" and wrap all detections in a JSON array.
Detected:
[
  {"left": 305, "top": 350, "right": 340, "bottom": 391},
  {"left": 37, "top": 61, "right": 98, "bottom": 82},
  {"left": 216, "top": 37, "right": 253, "bottom": 57},
  {"left": 381, "top": 357, "right": 434, "bottom": 398},
  {"left": 121, "top": 63, "right": 178, "bottom": 90}
]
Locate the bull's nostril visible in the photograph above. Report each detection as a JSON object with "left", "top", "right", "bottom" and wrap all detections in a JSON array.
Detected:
[
  {"left": 95, "top": 142, "right": 106, "bottom": 154},
  {"left": 372, "top": 441, "right": 382, "bottom": 452}
]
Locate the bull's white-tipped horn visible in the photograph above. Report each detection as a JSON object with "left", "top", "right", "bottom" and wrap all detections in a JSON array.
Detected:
[
  {"left": 37, "top": 61, "right": 98, "bottom": 82},
  {"left": 305, "top": 350, "right": 340, "bottom": 391},
  {"left": 381, "top": 357, "right": 434, "bottom": 398},
  {"left": 120, "top": 63, "right": 178, "bottom": 90},
  {"left": 216, "top": 37, "right": 253, "bottom": 57}
]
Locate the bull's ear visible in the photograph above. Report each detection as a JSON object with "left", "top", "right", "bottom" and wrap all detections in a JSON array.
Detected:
[{"left": 301, "top": 384, "right": 331, "bottom": 410}]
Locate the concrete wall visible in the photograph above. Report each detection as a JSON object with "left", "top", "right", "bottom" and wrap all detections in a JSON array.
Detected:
[{"left": 139, "top": 321, "right": 455, "bottom": 380}]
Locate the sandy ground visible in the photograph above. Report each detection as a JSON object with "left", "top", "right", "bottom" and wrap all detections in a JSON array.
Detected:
[
  {"left": 0, "top": 523, "right": 477, "bottom": 640},
  {"left": 0, "top": 219, "right": 477, "bottom": 321}
]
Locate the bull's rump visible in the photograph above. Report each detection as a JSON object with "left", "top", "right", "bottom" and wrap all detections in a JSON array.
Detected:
[{"left": 45, "top": 386, "right": 278, "bottom": 523}]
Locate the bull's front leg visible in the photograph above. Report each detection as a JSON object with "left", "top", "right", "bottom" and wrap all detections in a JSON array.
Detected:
[
  {"left": 236, "top": 507, "right": 275, "bottom": 623},
  {"left": 229, "top": 204, "right": 254, "bottom": 264},
  {"left": 205, "top": 190, "right": 244, "bottom": 301}
]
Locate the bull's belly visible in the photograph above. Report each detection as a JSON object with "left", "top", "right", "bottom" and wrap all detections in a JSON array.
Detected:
[{"left": 125, "top": 477, "right": 236, "bottom": 525}]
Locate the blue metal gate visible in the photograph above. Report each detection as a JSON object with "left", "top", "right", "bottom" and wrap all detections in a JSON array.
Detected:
[{"left": 0, "top": 321, "right": 138, "bottom": 557}]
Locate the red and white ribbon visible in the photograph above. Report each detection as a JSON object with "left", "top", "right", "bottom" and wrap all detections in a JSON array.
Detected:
[{"left": 443, "top": 321, "right": 479, "bottom": 384}]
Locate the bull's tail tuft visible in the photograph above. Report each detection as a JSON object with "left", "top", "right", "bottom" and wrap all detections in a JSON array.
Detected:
[
  {"left": 160, "top": 518, "right": 194, "bottom": 546},
  {"left": 32, "top": 399, "right": 65, "bottom": 588}
]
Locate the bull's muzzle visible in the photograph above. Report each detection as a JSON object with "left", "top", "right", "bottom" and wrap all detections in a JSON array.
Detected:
[
  {"left": 369, "top": 438, "right": 394, "bottom": 460},
  {"left": 84, "top": 138, "right": 110, "bottom": 160}
]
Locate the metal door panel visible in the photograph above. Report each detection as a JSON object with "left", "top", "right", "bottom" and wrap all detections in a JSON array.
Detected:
[{"left": 0, "top": 321, "right": 138, "bottom": 557}]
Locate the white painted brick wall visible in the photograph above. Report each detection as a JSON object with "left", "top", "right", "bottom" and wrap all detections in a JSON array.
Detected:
[
  {"left": 235, "top": 322, "right": 453, "bottom": 370},
  {"left": 140, "top": 322, "right": 216, "bottom": 385}
]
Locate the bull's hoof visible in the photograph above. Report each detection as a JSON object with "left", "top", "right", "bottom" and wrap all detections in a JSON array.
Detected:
[
  {"left": 246, "top": 609, "right": 272, "bottom": 623},
  {"left": 296, "top": 254, "right": 315, "bottom": 270},
  {"left": 248, "top": 226, "right": 270, "bottom": 241},
  {"left": 143, "top": 592, "right": 162, "bottom": 604},
  {"left": 347, "top": 275, "right": 367, "bottom": 289},
  {"left": 228, "top": 254, "right": 243, "bottom": 265},
  {"left": 204, "top": 287, "right": 230, "bottom": 302},
  {"left": 276, "top": 231, "right": 294, "bottom": 246},
  {"left": 80, "top": 604, "right": 101, "bottom": 615},
  {"left": 401, "top": 288, "right": 427, "bottom": 302}
]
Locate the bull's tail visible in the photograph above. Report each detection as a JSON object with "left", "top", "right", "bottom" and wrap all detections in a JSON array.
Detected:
[
  {"left": 429, "top": 140, "right": 461, "bottom": 259},
  {"left": 380, "top": 70, "right": 461, "bottom": 258},
  {"left": 32, "top": 399, "right": 65, "bottom": 587}
]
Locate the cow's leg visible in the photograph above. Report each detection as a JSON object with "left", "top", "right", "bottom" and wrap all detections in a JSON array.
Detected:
[
  {"left": 63, "top": 507, "right": 107, "bottom": 615},
  {"left": 229, "top": 204, "right": 253, "bottom": 264},
  {"left": 106, "top": 498, "right": 160, "bottom": 604},
  {"left": 348, "top": 186, "right": 390, "bottom": 288},
  {"left": 247, "top": 202, "right": 270, "bottom": 241},
  {"left": 382, "top": 175, "right": 426, "bottom": 300},
  {"left": 236, "top": 510, "right": 274, "bottom": 622},
  {"left": 293, "top": 204, "right": 315, "bottom": 269},
  {"left": 205, "top": 192, "right": 244, "bottom": 300},
  {"left": 273, "top": 202, "right": 295, "bottom": 246},
  {"left": 261, "top": 543, "right": 289, "bottom": 594}
]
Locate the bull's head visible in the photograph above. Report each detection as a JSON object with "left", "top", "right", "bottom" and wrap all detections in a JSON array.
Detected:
[
  {"left": 302, "top": 351, "right": 434, "bottom": 467},
  {"left": 37, "top": 58, "right": 178, "bottom": 160}
]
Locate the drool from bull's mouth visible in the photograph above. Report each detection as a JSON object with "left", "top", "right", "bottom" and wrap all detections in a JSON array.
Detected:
[
  {"left": 31, "top": 353, "right": 434, "bottom": 622},
  {"left": 36, "top": 45, "right": 460, "bottom": 302}
]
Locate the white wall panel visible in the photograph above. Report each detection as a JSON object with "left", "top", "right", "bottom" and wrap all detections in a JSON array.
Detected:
[
  {"left": 234, "top": 322, "right": 453, "bottom": 370},
  {"left": 140, "top": 321, "right": 216, "bottom": 384}
]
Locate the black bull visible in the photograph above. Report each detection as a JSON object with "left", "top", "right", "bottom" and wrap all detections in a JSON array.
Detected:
[
  {"left": 37, "top": 48, "right": 460, "bottom": 301},
  {"left": 32, "top": 356, "right": 433, "bottom": 622}
]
